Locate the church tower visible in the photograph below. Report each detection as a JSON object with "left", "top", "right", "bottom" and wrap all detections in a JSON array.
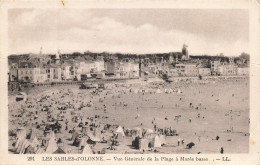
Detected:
[
  {"left": 54, "top": 50, "right": 61, "bottom": 64},
  {"left": 182, "top": 43, "right": 189, "bottom": 60}
]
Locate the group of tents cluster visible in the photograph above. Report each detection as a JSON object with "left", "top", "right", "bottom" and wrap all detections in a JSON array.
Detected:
[
  {"left": 128, "top": 127, "right": 166, "bottom": 151},
  {"left": 11, "top": 127, "right": 93, "bottom": 154},
  {"left": 11, "top": 124, "right": 128, "bottom": 154},
  {"left": 12, "top": 127, "right": 59, "bottom": 154},
  {"left": 11, "top": 123, "right": 170, "bottom": 154}
]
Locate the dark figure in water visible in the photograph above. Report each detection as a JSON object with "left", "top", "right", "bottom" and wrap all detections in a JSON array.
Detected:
[{"left": 220, "top": 147, "right": 224, "bottom": 154}]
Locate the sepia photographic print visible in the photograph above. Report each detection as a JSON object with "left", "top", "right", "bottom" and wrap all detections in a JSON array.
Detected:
[
  {"left": 0, "top": 0, "right": 260, "bottom": 164},
  {"left": 7, "top": 8, "right": 251, "bottom": 154}
]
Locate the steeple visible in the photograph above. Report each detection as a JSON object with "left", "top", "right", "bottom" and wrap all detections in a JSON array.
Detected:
[
  {"left": 182, "top": 43, "right": 189, "bottom": 60},
  {"left": 39, "top": 47, "right": 43, "bottom": 55},
  {"left": 54, "top": 49, "right": 61, "bottom": 64},
  {"left": 56, "top": 49, "right": 61, "bottom": 60}
]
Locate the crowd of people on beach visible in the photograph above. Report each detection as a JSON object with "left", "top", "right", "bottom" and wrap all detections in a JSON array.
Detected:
[{"left": 8, "top": 77, "right": 249, "bottom": 154}]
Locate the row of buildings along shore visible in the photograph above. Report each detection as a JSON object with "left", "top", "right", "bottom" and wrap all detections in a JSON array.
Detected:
[{"left": 8, "top": 46, "right": 249, "bottom": 84}]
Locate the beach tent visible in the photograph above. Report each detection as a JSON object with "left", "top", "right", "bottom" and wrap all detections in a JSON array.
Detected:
[
  {"left": 116, "top": 126, "right": 125, "bottom": 137},
  {"left": 35, "top": 147, "right": 45, "bottom": 154},
  {"left": 41, "top": 137, "right": 50, "bottom": 147},
  {"left": 27, "top": 128, "right": 37, "bottom": 140},
  {"left": 100, "top": 148, "right": 106, "bottom": 154},
  {"left": 151, "top": 135, "right": 162, "bottom": 148},
  {"left": 16, "top": 139, "right": 30, "bottom": 154},
  {"left": 143, "top": 129, "right": 154, "bottom": 138},
  {"left": 53, "top": 147, "right": 66, "bottom": 154},
  {"left": 156, "top": 89, "right": 162, "bottom": 94},
  {"left": 44, "top": 130, "right": 56, "bottom": 140},
  {"left": 93, "top": 128, "right": 102, "bottom": 141},
  {"left": 139, "top": 138, "right": 149, "bottom": 151},
  {"left": 81, "top": 144, "right": 93, "bottom": 154},
  {"left": 24, "top": 145, "right": 35, "bottom": 154},
  {"left": 14, "top": 137, "right": 24, "bottom": 151},
  {"left": 86, "top": 132, "right": 101, "bottom": 142},
  {"left": 116, "top": 133, "right": 124, "bottom": 142},
  {"left": 71, "top": 131, "right": 80, "bottom": 141},
  {"left": 132, "top": 136, "right": 141, "bottom": 149},
  {"left": 17, "top": 139, "right": 32, "bottom": 154},
  {"left": 82, "top": 126, "right": 90, "bottom": 134},
  {"left": 45, "top": 137, "right": 58, "bottom": 154},
  {"left": 16, "top": 127, "right": 27, "bottom": 139},
  {"left": 159, "top": 134, "right": 166, "bottom": 145},
  {"left": 77, "top": 137, "right": 87, "bottom": 149},
  {"left": 144, "top": 128, "right": 154, "bottom": 135},
  {"left": 29, "top": 136, "right": 40, "bottom": 148},
  {"left": 73, "top": 135, "right": 82, "bottom": 147},
  {"left": 132, "top": 127, "right": 142, "bottom": 139}
]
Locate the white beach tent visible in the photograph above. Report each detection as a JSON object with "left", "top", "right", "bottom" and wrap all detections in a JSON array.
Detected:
[
  {"left": 143, "top": 128, "right": 154, "bottom": 138},
  {"left": 15, "top": 139, "right": 30, "bottom": 154},
  {"left": 132, "top": 127, "right": 142, "bottom": 139},
  {"left": 159, "top": 134, "right": 167, "bottom": 145},
  {"left": 35, "top": 147, "right": 45, "bottom": 154},
  {"left": 45, "top": 137, "right": 58, "bottom": 154},
  {"left": 81, "top": 144, "right": 93, "bottom": 154},
  {"left": 152, "top": 135, "right": 162, "bottom": 148},
  {"left": 16, "top": 127, "right": 27, "bottom": 139},
  {"left": 29, "top": 136, "right": 40, "bottom": 148},
  {"left": 78, "top": 137, "right": 87, "bottom": 149},
  {"left": 93, "top": 128, "right": 102, "bottom": 141},
  {"left": 71, "top": 131, "right": 80, "bottom": 141},
  {"left": 86, "top": 132, "right": 101, "bottom": 142},
  {"left": 139, "top": 138, "right": 149, "bottom": 151},
  {"left": 156, "top": 89, "right": 162, "bottom": 94},
  {"left": 116, "top": 126, "right": 125, "bottom": 137}
]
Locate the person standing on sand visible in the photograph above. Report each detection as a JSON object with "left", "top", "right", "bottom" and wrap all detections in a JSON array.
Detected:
[
  {"left": 198, "top": 136, "right": 201, "bottom": 142},
  {"left": 220, "top": 147, "right": 224, "bottom": 154}
]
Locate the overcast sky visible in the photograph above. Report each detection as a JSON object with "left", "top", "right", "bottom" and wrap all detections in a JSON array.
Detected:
[{"left": 8, "top": 9, "right": 249, "bottom": 56}]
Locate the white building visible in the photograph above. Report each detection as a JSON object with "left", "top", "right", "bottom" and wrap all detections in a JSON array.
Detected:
[
  {"left": 115, "top": 62, "right": 139, "bottom": 79},
  {"left": 211, "top": 61, "right": 221, "bottom": 72},
  {"left": 175, "top": 64, "right": 198, "bottom": 76},
  {"left": 217, "top": 64, "right": 237, "bottom": 76},
  {"left": 237, "top": 67, "right": 249, "bottom": 76},
  {"left": 198, "top": 68, "right": 211, "bottom": 76}
]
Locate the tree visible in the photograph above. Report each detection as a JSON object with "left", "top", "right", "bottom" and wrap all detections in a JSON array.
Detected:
[
  {"left": 73, "top": 76, "right": 78, "bottom": 81},
  {"left": 239, "top": 52, "right": 250, "bottom": 62}
]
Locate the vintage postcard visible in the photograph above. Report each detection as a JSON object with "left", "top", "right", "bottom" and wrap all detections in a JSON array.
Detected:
[{"left": 0, "top": 0, "right": 259, "bottom": 164}]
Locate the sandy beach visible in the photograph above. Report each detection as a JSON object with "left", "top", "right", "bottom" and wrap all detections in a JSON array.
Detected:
[{"left": 8, "top": 77, "right": 249, "bottom": 154}]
